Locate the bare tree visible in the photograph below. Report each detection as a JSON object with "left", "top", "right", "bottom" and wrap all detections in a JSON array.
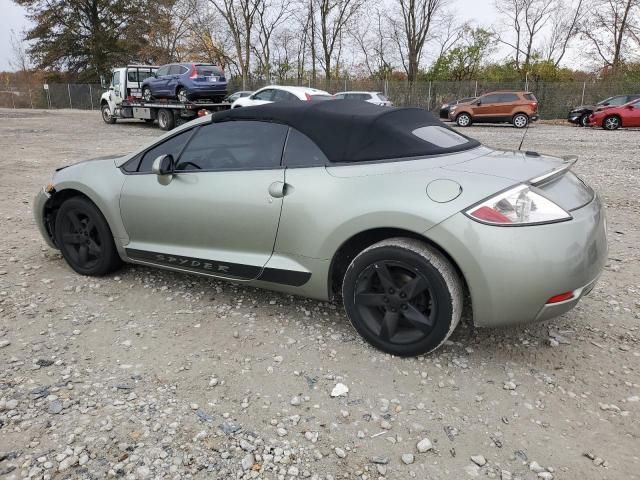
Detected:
[
  {"left": 351, "top": 7, "right": 397, "bottom": 78},
  {"left": 391, "top": 0, "right": 446, "bottom": 83},
  {"left": 252, "top": 0, "right": 293, "bottom": 80},
  {"left": 209, "top": 0, "right": 263, "bottom": 89},
  {"left": 313, "top": 0, "right": 365, "bottom": 83},
  {"left": 9, "top": 29, "right": 31, "bottom": 73},
  {"left": 146, "top": 0, "right": 197, "bottom": 63},
  {"left": 580, "top": 0, "right": 640, "bottom": 72},
  {"left": 543, "top": 0, "right": 585, "bottom": 66},
  {"left": 495, "top": 0, "right": 556, "bottom": 70}
]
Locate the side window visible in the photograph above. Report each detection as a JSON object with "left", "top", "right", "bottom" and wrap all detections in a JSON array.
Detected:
[
  {"left": 273, "top": 90, "right": 299, "bottom": 102},
  {"left": 334, "top": 93, "right": 346, "bottom": 99},
  {"left": 480, "top": 94, "right": 501, "bottom": 104},
  {"left": 282, "top": 128, "right": 329, "bottom": 167},
  {"left": 175, "top": 121, "right": 288, "bottom": 171},
  {"left": 137, "top": 129, "right": 194, "bottom": 173},
  {"left": 112, "top": 71, "right": 120, "bottom": 87},
  {"left": 168, "top": 65, "right": 183, "bottom": 75},
  {"left": 609, "top": 96, "right": 627, "bottom": 106},
  {"left": 156, "top": 66, "right": 169, "bottom": 77},
  {"left": 498, "top": 93, "right": 519, "bottom": 102},
  {"left": 253, "top": 89, "right": 274, "bottom": 101}
]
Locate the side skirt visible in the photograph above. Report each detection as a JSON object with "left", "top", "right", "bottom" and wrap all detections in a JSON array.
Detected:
[{"left": 125, "top": 248, "right": 311, "bottom": 287}]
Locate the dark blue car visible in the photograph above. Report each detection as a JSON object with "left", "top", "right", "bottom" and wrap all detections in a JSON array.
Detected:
[{"left": 141, "top": 63, "right": 227, "bottom": 103}]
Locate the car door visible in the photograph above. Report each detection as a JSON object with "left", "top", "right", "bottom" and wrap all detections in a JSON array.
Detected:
[
  {"left": 119, "top": 120, "right": 289, "bottom": 281},
  {"left": 472, "top": 93, "right": 501, "bottom": 121},
  {"left": 149, "top": 65, "right": 169, "bottom": 96},
  {"left": 624, "top": 100, "right": 640, "bottom": 127},
  {"left": 167, "top": 65, "right": 187, "bottom": 95}
]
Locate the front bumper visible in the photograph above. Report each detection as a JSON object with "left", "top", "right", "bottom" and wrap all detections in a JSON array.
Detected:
[
  {"left": 33, "top": 188, "right": 57, "bottom": 249},
  {"left": 567, "top": 113, "right": 583, "bottom": 124},
  {"left": 426, "top": 194, "right": 608, "bottom": 328}
]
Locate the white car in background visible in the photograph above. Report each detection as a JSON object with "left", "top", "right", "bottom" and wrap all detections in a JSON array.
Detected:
[
  {"left": 334, "top": 91, "right": 393, "bottom": 106},
  {"left": 231, "top": 85, "right": 333, "bottom": 108}
]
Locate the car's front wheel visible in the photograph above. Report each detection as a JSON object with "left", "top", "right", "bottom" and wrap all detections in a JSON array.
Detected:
[
  {"left": 101, "top": 104, "right": 116, "bottom": 124},
  {"left": 455, "top": 113, "right": 472, "bottom": 127},
  {"left": 580, "top": 113, "right": 589, "bottom": 127},
  {"left": 512, "top": 113, "right": 529, "bottom": 128},
  {"left": 54, "top": 197, "right": 122, "bottom": 276},
  {"left": 142, "top": 87, "right": 153, "bottom": 102},
  {"left": 342, "top": 238, "right": 463, "bottom": 356},
  {"left": 603, "top": 115, "right": 621, "bottom": 130}
]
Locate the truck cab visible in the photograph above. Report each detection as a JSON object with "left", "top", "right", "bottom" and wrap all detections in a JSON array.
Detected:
[{"left": 100, "top": 65, "right": 157, "bottom": 123}]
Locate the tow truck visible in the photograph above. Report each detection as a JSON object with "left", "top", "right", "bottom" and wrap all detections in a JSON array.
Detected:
[{"left": 99, "top": 65, "right": 231, "bottom": 130}]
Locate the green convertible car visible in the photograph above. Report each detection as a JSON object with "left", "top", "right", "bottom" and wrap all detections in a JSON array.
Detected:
[{"left": 34, "top": 100, "right": 607, "bottom": 356}]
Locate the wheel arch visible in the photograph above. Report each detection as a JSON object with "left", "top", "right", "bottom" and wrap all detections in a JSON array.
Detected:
[
  {"left": 328, "top": 227, "right": 471, "bottom": 309},
  {"left": 512, "top": 111, "right": 529, "bottom": 119}
]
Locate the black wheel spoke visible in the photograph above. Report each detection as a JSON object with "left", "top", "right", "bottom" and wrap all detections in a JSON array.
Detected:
[
  {"left": 84, "top": 219, "right": 95, "bottom": 233},
  {"left": 78, "top": 245, "right": 89, "bottom": 264},
  {"left": 62, "top": 233, "right": 83, "bottom": 244},
  {"left": 375, "top": 263, "right": 397, "bottom": 291},
  {"left": 379, "top": 310, "right": 400, "bottom": 341},
  {"left": 355, "top": 293, "right": 387, "bottom": 307},
  {"left": 402, "top": 304, "right": 434, "bottom": 333},
  {"left": 66, "top": 212, "right": 82, "bottom": 231},
  {"left": 401, "top": 275, "right": 429, "bottom": 300},
  {"left": 87, "top": 239, "right": 102, "bottom": 256}
]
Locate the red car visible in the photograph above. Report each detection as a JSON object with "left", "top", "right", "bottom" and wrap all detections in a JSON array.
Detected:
[{"left": 589, "top": 98, "right": 640, "bottom": 130}]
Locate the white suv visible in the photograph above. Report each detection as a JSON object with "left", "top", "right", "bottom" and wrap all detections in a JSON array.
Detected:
[
  {"left": 231, "top": 85, "right": 332, "bottom": 108},
  {"left": 334, "top": 91, "right": 393, "bottom": 106}
]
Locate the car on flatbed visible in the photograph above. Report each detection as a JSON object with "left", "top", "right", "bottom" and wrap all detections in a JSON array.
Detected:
[
  {"left": 141, "top": 63, "right": 227, "bottom": 103},
  {"left": 100, "top": 65, "right": 231, "bottom": 131},
  {"left": 34, "top": 100, "right": 607, "bottom": 356}
]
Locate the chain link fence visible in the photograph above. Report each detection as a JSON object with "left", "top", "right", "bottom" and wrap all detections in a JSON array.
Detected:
[{"left": 2, "top": 78, "right": 639, "bottom": 119}]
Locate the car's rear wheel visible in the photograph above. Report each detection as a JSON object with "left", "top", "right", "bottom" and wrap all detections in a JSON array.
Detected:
[
  {"left": 157, "top": 108, "right": 175, "bottom": 131},
  {"left": 456, "top": 113, "right": 472, "bottom": 127},
  {"left": 177, "top": 87, "right": 188, "bottom": 103},
  {"left": 54, "top": 197, "right": 122, "bottom": 276},
  {"left": 142, "top": 87, "right": 153, "bottom": 102},
  {"left": 101, "top": 104, "right": 116, "bottom": 124},
  {"left": 603, "top": 115, "right": 621, "bottom": 130},
  {"left": 342, "top": 238, "right": 463, "bottom": 356},
  {"left": 512, "top": 113, "right": 529, "bottom": 128},
  {"left": 580, "top": 113, "right": 589, "bottom": 127}
]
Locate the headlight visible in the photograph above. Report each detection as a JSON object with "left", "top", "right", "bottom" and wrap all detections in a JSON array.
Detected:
[{"left": 465, "top": 184, "right": 572, "bottom": 226}]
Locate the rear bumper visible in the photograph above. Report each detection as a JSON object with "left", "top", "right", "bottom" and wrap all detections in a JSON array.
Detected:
[
  {"left": 426, "top": 194, "right": 608, "bottom": 328},
  {"left": 187, "top": 84, "right": 228, "bottom": 98}
]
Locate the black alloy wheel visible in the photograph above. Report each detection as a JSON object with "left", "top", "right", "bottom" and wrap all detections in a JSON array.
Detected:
[
  {"left": 343, "top": 238, "right": 462, "bottom": 356},
  {"left": 54, "top": 197, "right": 122, "bottom": 276},
  {"left": 580, "top": 113, "right": 589, "bottom": 127}
]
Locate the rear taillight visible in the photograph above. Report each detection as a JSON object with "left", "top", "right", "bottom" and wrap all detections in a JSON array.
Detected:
[
  {"left": 190, "top": 64, "right": 198, "bottom": 79},
  {"left": 304, "top": 92, "right": 312, "bottom": 101},
  {"left": 466, "top": 184, "right": 571, "bottom": 226},
  {"left": 531, "top": 102, "right": 538, "bottom": 110}
]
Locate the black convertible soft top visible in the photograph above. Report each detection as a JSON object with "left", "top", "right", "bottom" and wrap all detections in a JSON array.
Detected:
[{"left": 211, "top": 99, "right": 480, "bottom": 163}]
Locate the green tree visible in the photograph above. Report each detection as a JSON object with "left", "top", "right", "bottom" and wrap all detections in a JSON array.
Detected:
[
  {"left": 427, "top": 27, "right": 494, "bottom": 80},
  {"left": 14, "top": 0, "right": 150, "bottom": 81}
]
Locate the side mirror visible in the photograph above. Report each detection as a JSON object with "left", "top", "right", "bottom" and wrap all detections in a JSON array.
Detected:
[
  {"left": 602, "top": 102, "right": 610, "bottom": 106},
  {"left": 476, "top": 100, "right": 482, "bottom": 106},
  {"left": 100, "top": 75, "right": 106, "bottom": 89},
  {"left": 152, "top": 154, "right": 174, "bottom": 176},
  {"left": 627, "top": 104, "right": 635, "bottom": 109}
]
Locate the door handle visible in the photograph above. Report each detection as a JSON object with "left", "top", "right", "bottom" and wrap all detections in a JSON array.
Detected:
[{"left": 268, "top": 181, "right": 286, "bottom": 198}]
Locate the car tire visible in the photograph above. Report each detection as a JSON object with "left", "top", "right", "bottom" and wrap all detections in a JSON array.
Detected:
[
  {"left": 342, "top": 238, "right": 463, "bottom": 357},
  {"left": 101, "top": 104, "right": 116, "bottom": 124},
  {"left": 603, "top": 115, "right": 621, "bottom": 130},
  {"left": 54, "top": 197, "right": 122, "bottom": 276},
  {"left": 455, "top": 113, "right": 472, "bottom": 127},
  {"left": 157, "top": 108, "right": 175, "bottom": 131},
  {"left": 142, "top": 87, "right": 153, "bottom": 102},
  {"left": 580, "top": 114, "right": 589, "bottom": 127},
  {"left": 177, "top": 87, "right": 188, "bottom": 103},
  {"left": 512, "top": 113, "right": 529, "bottom": 128}
]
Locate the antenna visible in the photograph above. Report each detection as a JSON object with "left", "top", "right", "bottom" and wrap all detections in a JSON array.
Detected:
[{"left": 518, "top": 118, "right": 531, "bottom": 151}]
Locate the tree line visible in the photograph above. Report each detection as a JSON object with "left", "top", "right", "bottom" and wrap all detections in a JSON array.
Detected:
[{"left": 9, "top": 0, "right": 640, "bottom": 85}]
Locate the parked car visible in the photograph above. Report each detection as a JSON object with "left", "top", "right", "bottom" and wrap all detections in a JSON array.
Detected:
[
  {"left": 334, "top": 91, "right": 393, "bottom": 106},
  {"left": 141, "top": 63, "right": 227, "bottom": 103},
  {"left": 588, "top": 97, "right": 640, "bottom": 130},
  {"left": 231, "top": 85, "right": 332, "bottom": 108},
  {"left": 439, "top": 97, "right": 476, "bottom": 119},
  {"left": 568, "top": 94, "right": 640, "bottom": 127},
  {"left": 34, "top": 100, "right": 606, "bottom": 356},
  {"left": 449, "top": 91, "right": 538, "bottom": 128},
  {"left": 224, "top": 91, "right": 253, "bottom": 103}
]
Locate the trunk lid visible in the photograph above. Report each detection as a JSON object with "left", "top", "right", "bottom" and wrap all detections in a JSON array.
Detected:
[{"left": 443, "top": 149, "right": 594, "bottom": 211}]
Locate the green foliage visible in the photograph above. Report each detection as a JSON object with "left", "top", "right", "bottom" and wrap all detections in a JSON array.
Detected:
[
  {"left": 426, "top": 27, "right": 494, "bottom": 81},
  {"left": 14, "top": 0, "right": 152, "bottom": 81}
]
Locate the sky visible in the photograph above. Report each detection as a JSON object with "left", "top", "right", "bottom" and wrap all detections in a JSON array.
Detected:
[{"left": 0, "top": 0, "right": 499, "bottom": 72}]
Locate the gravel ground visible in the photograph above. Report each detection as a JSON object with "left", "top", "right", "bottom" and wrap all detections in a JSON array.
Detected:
[{"left": 0, "top": 109, "right": 639, "bottom": 480}]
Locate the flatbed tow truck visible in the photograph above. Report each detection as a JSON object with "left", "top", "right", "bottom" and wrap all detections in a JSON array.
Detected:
[{"left": 100, "top": 65, "right": 231, "bottom": 130}]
